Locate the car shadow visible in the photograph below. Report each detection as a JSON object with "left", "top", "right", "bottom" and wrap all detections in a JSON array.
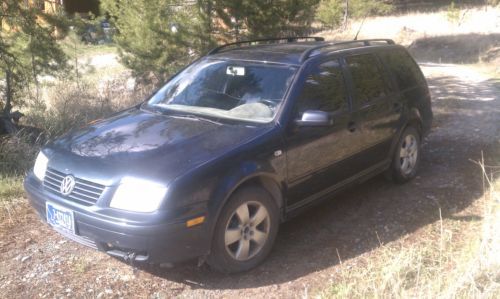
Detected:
[{"left": 133, "top": 72, "right": 499, "bottom": 290}]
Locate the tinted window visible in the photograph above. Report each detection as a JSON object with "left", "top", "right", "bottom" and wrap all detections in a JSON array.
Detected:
[
  {"left": 296, "top": 59, "right": 348, "bottom": 114},
  {"left": 379, "top": 48, "right": 426, "bottom": 90},
  {"left": 346, "top": 54, "right": 387, "bottom": 105}
]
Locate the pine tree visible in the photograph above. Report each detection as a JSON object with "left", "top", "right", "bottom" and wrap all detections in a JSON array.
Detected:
[
  {"left": 0, "top": 0, "right": 68, "bottom": 133},
  {"left": 100, "top": 0, "right": 210, "bottom": 86},
  {"left": 214, "top": 0, "right": 320, "bottom": 40},
  {"left": 99, "top": 0, "right": 320, "bottom": 86}
]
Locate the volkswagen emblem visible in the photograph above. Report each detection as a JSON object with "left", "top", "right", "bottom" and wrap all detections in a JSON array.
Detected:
[{"left": 60, "top": 175, "right": 76, "bottom": 196}]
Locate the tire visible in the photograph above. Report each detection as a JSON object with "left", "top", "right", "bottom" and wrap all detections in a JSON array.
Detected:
[
  {"left": 387, "top": 126, "right": 421, "bottom": 184},
  {"left": 207, "top": 186, "right": 279, "bottom": 273}
]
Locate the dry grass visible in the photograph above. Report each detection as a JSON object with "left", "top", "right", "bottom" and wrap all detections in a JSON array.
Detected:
[
  {"left": 0, "top": 135, "right": 40, "bottom": 175},
  {"left": 318, "top": 159, "right": 500, "bottom": 298},
  {"left": 0, "top": 176, "right": 25, "bottom": 226},
  {"left": 25, "top": 75, "right": 147, "bottom": 140},
  {"left": 318, "top": 5, "right": 500, "bottom": 78},
  {"left": 318, "top": 5, "right": 500, "bottom": 45}
]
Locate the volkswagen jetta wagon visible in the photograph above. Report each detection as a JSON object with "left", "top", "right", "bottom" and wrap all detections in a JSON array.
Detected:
[{"left": 25, "top": 37, "right": 432, "bottom": 273}]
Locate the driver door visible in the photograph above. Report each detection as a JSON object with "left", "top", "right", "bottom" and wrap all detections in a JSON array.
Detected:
[{"left": 285, "top": 58, "right": 362, "bottom": 209}]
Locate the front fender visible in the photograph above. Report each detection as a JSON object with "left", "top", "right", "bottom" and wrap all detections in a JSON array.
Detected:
[{"left": 206, "top": 158, "right": 285, "bottom": 246}]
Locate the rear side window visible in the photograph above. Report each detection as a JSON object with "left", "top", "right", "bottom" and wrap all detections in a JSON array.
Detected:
[
  {"left": 296, "top": 59, "right": 348, "bottom": 114},
  {"left": 346, "top": 54, "right": 387, "bottom": 105},
  {"left": 379, "top": 48, "right": 426, "bottom": 91}
]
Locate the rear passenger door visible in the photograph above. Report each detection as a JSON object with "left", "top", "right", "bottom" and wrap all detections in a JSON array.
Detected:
[{"left": 344, "top": 53, "right": 399, "bottom": 166}]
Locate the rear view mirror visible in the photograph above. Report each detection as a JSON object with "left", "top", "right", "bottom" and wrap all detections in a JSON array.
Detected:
[{"left": 295, "top": 110, "right": 332, "bottom": 127}]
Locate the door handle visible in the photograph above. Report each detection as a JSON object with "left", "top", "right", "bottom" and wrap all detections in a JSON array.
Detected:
[{"left": 347, "top": 121, "right": 357, "bottom": 132}]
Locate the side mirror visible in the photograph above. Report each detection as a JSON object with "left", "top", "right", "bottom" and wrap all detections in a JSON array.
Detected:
[{"left": 295, "top": 110, "right": 333, "bottom": 127}]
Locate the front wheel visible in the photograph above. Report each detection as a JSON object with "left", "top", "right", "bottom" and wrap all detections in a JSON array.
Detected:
[
  {"left": 387, "top": 126, "right": 421, "bottom": 183},
  {"left": 207, "top": 186, "right": 279, "bottom": 273}
]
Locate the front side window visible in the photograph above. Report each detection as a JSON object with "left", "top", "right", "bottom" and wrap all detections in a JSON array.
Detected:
[
  {"left": 295, "top": 59, "right": 348, "bottom": 115},
  {"left": 145, "top": 59, "right": 297, "bottom": 123},
  {"left": 346, "top": 54, "right": 388, "bottom": 105}
]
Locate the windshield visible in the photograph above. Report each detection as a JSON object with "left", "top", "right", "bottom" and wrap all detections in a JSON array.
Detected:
[{"left": 145, "top": 59, "right": 297, "bottom": 123}]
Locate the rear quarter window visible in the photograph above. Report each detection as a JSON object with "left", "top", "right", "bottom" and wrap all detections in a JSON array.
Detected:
[{"left": 379, "top": 48, "right": 426, "bottom": 91}]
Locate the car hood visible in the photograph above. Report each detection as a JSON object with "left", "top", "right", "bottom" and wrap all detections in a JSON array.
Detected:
[{"left": 47, "top": 108, "right": 271, "bottom": 186}]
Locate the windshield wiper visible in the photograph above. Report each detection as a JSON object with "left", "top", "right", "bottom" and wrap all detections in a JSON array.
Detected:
[{"left": 171, "top": 114, "right": 223, "bottom": 125}]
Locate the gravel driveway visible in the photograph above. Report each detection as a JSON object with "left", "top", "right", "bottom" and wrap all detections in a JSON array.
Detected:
[{"left": 0, "top": 64, "right": 499, "bottom": 298}]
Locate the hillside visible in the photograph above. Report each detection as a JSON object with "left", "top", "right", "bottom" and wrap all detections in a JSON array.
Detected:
[{"left": 319, "top": 5, "right": 500, "bottom": 70}]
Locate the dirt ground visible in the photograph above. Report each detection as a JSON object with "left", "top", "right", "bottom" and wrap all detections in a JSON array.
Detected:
[{"left": 0, "top": 64, "right": 499, "bottom": 298}]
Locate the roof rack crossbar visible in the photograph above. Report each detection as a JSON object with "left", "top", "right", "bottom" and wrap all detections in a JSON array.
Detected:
[
  {"left": 207, "top": 36, "right": 325, "bottom": 55},
  {"left": 299, "top": 39, "right": 395, "bottom": 62}
]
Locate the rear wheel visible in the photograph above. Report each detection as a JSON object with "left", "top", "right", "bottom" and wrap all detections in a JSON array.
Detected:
[
  {"left": 207, "top": 186, "right": 279, "bottom": 273},
  {"left": 388, "top": 126, "right": 421, "bottom": 183}
]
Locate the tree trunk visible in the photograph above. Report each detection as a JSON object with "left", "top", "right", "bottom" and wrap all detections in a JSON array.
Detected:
[
  {"left": 343, "top": 0, "right": 349, "bottom": 30},
  {"left": 202, "top": 0, "right": 213, "bottom": 50},
  {"left": 1, "top": 69, "right": 18, "bottom": 134},
  {"left": 234, "top": 17, "right": 240, "bottom": 42},
  {"left": 30, "top": 36, "right": 41, "bottom": 102},
  {"left": 3, "top": 69, "right": 12, "bottom": 116}
]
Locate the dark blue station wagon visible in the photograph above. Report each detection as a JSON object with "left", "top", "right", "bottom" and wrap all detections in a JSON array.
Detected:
[{"left": 25, "top": 37, "right": 432, "bottom": 273}]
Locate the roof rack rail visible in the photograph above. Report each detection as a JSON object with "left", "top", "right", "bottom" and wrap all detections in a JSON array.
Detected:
[
  {"left": 207, "top": 36, "right": 325, "bottom": 55},
  {"left": 300, "top": 39, "right": 395, "bottom": 62}
]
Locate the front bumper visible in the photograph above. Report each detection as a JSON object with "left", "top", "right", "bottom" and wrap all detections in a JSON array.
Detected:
[{"left": 24, "top": 174, "right": 211, "bottom": 264}]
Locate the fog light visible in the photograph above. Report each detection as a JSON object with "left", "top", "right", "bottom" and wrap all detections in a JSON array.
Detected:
[{"left": 186, "top": 216, "right": 205, "bottom": 228}]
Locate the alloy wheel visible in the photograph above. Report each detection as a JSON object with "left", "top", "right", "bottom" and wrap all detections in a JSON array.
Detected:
[
  {"left": 399, "top": 134, "right": 418, "bottom": 175},
  {"left": 224, "top": 201, "right": 270, "bottom": 261}
]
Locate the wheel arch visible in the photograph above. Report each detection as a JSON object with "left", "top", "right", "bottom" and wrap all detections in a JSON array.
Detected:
[
  {"left": 388, "top": 107, "right": 424, "bottom": 162},
  {"left": 408, "top": 107, "right": 423, "bottom": 135},
  {"left": 207, "top": 170, "right": 285, "bottom": 249}
]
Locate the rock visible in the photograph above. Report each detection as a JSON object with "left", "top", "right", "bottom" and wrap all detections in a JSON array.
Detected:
[{"left": 21, "top": 256, "right": 31, "bottom": 262}]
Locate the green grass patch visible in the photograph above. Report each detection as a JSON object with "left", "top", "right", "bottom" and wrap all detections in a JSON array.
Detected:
[
  {"left": 60, "top": 33, "right": 118, "bottom": 60},
  {"left": 0, "top": 176, "right": 24, "bottom": 202}
]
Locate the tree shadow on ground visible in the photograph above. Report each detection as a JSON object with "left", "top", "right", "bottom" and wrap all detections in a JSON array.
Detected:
[
  {"left": 409, "top": 33, "right": 500, "bottom": 64},
  {"left": 133, "top": 73, "right": 499, "bottom": 290}
]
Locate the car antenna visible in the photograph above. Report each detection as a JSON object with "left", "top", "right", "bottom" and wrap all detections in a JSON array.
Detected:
[{"left": 353, "top": 13, "right": 369, "bottom": 40}]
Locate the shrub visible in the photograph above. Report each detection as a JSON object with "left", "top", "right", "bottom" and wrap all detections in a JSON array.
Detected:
[
  {"left": 0, "top": 134, "right": 40, "bottom": 176},
  {"left": 25, "top": 76, "right": 147, "bottom": 140}
]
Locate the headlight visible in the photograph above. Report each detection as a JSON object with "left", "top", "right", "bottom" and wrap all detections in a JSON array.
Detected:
[
  {"left": 33, "top": 151, "right": 49, "bottom": 181},
  {"left": 110, "top": 177, "right": 167, "bottom": 213}
]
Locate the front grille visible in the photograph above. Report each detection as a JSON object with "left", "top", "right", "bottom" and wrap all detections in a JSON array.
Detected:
[{"left": 43, "top": 168, "right": 105, "bottom": 206}]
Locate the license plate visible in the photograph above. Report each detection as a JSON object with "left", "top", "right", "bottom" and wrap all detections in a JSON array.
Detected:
[{"left": 46, "top": 202, "right": 75, "bottom": 234}]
